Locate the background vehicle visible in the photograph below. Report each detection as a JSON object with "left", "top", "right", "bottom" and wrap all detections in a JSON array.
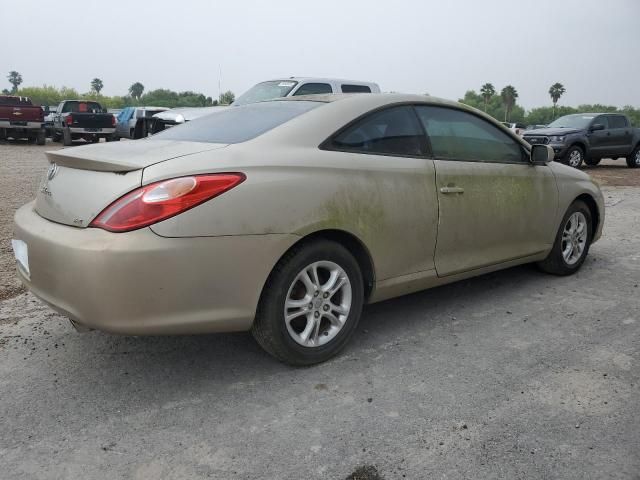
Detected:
[
  {"left": 43, "top": 105, "right": 58, "bottom": 137},
  {"left": 50, "top": 100, "right": 116, "bottom": 146},
  {"left": 149, "top": 106, "right": 227, "bottom": 133},
  {"left": 526, "top": 124, "right": 547, "bottom": 131},
  {"left": 233, "top": 77, "right": 380, "bottom": 105},
  {"left": 501, "top": 121, "right": 526, "bottom": 136},
  {"left": 523, "top": 113, "right": 640, "bottom": 168},
  {"left": 0, "top": 95, "right": 46, "bottom": 144},
  {"left": 114, "top": 106, "right": 168, "bottom": 139},
  {"left": 13, "top": 93, "right": 604, "bottom": 365},
  {"left": 149, "top": 77, "right": 379, "bottom": 133}
]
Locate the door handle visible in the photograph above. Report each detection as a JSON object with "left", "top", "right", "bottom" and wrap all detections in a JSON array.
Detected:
[{"left": 440, "top": 186, "right": 464, "bottom": 194}]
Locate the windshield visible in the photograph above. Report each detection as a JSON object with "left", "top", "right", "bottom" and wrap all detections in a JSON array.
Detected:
[
  {"left": 547, "top": 114, "right": 594, "bottom": 129},
  {"left": 150, "top": 100, "right": 321, "bottom": 144},
  {"left": 233, "top": 80, "right": 298, "bottom": 106}
]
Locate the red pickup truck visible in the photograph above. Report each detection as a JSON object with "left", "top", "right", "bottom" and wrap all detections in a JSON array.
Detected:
[{"left": 0, "top": 95, "right": 46, "bottom": 145}]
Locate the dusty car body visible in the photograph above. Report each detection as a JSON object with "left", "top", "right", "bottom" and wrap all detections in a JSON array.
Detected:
[{"left": 13, "top": 93, "right": 604, "bottom": 364}]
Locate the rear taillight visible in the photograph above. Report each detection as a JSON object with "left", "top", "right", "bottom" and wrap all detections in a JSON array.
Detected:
[
  {"left": 89, "top": 173, "right": 245, "bottom": 232},
  {"left": 65, "top": 115, "right": 73, "bottom": 126},
  {"left": 111, "top": 115, "right": 116, "bottom": 127}
]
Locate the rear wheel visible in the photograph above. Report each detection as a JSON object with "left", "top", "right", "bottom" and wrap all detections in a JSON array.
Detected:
[
  {"left": 584, "top": 157, "right": 600, "bottom": 166},
  {"left": 36, "top": 130, "right": 46, "bottom": 145},
  {"left": 51, "top": 129, "right": 60, "bottom": 142},
  {"left": 537, "top": 200, "right": 593, "bottom": 275},
  {"left": 626, "top": 146, "right": 640, "bottom": 168},
  {"left": 252, "top": 240, "right": 364, "bottom": 365},
  {"left": 62, "top": 128, "right": 73, "bottom": 146},
  {"left": 564, "top": 146, "right": 584, "bottom": 168}
]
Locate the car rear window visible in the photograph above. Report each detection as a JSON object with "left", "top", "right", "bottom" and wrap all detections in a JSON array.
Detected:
[{"left": 150, "top": 100, "right": 321, "bottom": 144}]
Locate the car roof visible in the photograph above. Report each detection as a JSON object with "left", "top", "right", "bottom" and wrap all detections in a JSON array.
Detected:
[{"left": 266, "top": 77, "right": 379, "bottom": 86}]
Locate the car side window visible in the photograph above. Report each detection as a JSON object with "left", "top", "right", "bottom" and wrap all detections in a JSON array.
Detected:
[
  {"left": 293, "top": 83, "right": 333, "bottom": 96},
  {"left": 328, "top": 106, "right": 426, "bottom": 157},
  {"left": 415, "top": 106, "right": 524, "bottom": 163},
  {"left": 609, "top": 115, "right": 627, "bottom": 129},
  {"left": 593, "top": 116, "right": 609, "bottom": 129},
  {"left": 341, "top": 84, "right": 372, "bottom": 93}
]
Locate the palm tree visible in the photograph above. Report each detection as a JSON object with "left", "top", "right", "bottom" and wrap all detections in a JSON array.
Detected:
[
  {"left": 480, "top": 83, "right": 495, "bottom": 112},
  {"left": 501, "top": 85, "right": 518, "bottom": 122},
  {"left": 7, "top": 71, "right": 22, "bottom": 93},
  {"left": 91, "top": 78, "right": 104, "bottom": 95},
  {"left": 549, "top": 82, "right": 566, "bottom": 119},
  {"left": 129, "top": 82, "right": 144, "bottom": 100}
]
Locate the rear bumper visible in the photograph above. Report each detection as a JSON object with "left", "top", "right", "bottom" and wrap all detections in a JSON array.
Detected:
[
  {"left": 13, "top": 202, "right": 298, "bottom": 335},
  {"left": 0, "top": 120, "right": 43, "bottom": 130},
  {"left": 69, "top": 127, "right": 115, "bottom": 135}
]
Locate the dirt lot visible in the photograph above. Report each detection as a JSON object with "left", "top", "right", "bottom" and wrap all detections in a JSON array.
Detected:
[
  {"left": 1, "top": 141, "right": 640, "bottom": 302},
  {"left": 0, "top": 140, "right": 639, "bottom": 479}
]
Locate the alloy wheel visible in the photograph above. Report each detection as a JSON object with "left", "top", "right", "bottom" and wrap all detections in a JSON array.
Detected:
[
  {"left": 284, "top": 261, "right": 352, "bottom": 347},
  {"left": 568, "top": 150, "right": 582, "bottom": 167},
  {"left": 561, "top": 212, "right": 587, "bottom": 265}
]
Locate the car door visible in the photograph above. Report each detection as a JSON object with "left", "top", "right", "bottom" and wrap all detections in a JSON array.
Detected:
[
  {"left": 587, "top": 115, "right": 610, "bottom": 158},
  {"left": 414, "top": 105, "right": 558, "bottom": 276},
  {"left": 323, "top": 105, "right": 438, "bottom": 280},
  {"left": 607, "top": 115, "right": 633, "bottom": 156}
]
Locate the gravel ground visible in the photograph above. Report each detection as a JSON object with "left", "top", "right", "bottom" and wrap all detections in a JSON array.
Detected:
[{"left": 0, "top": 140, "right": 639, "bottom": 479}]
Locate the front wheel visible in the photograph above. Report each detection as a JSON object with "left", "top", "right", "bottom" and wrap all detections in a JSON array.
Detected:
[
  {"left": 36, "top": 130, "right": 46, "bottom": 145},
  {"left": 626, "top": 146, "right": 640, "bottom": 168},
  {"left": 537, "top": 200, "right": 593, "bottom": 275},
  {"left": 252, "top": 240, "right": 364, "bottom": 365},
  {"left": 564, "top": 146, "right": 584, "bottom": 168}
]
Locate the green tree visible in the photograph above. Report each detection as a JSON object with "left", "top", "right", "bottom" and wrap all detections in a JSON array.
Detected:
[
  {"left": 7, "top": 71, "right": 23, "bottom": 93},
  {"left": 218, "top": 90, "right": 235, "bottom": 105},
  {"left": 479, "top": 83, "right": 495, "bottom": 112},
  {"left": 501, "top": 85, "right": 518, "bottom": 122},
  {"left": 129, "top": 82, "right": 144, "bottom": 100},
  {"left": 548, "top": 82, "right": 566, "bottom": 119},
  {"left": 90, "top": 78, "right": 104, "bottom": 94}
]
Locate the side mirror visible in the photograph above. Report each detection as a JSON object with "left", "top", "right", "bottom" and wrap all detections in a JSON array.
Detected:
[
  {"left": 530, "top": 144, "right": 554, "bottom": 164},
  {"left": 590, "top": 123, "right": 605, "bottom": 132}
]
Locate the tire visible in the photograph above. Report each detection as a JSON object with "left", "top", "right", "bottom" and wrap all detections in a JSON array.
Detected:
[
  {"left": 626, "top": 146, "right": 640, "bottom": 168},
  {"left": 62, "top": 128, "right": 73, "bottom": 146},
  {"left": 584, "top": 157, "right": 600, "bottom": 166},
  {"left": 51, "top": 129, "right": 61, "bottom": 142},
  {"left": 36, "top": 130, "right": 46, "bottom": 145},
  {"left": 27, "top": 136, "right": 36, "bottom": 144},
  {"left": 252, "top": 239, "right": 364, "bottom": 366},
  {"left": 537, "top": 200, "right": 593, "bottom": 276},
  {"left": 90, "top": 135, "right": 99, "bottom": 143},
  {"left": 563, "top": 146, "right": 584, "bottom": 168}
]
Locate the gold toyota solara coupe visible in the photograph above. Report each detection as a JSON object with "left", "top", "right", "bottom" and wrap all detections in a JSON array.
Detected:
[{"left": 13, "top": 94, "right": 604, "bottom": 365}]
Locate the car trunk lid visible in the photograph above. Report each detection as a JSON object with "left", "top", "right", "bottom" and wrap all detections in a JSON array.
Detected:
[{"left": 35, "top": 140, "right": 228, "bottom": 227}]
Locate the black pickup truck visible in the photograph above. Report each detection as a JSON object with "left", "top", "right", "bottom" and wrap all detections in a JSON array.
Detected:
[
  {"left": 51, "top": 100, "right": 116, "bottom": 146},
  {"left": 523, "top": 113, "right": 640, "bottom": 168}
]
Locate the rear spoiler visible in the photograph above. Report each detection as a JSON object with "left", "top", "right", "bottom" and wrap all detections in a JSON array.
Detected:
[{"left": 46, "top": 150, "right": 140, "bottom": 172}]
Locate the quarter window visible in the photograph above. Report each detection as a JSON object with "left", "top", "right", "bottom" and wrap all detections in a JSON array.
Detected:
[
  {"left": 415, "top": 106, "right": 524, "bottom": 163},
  {"left": 293, "top": 83, "right": 333, "bottom": 96},
  {"left": 328, "top": 106, "right": 426, "bottom": 156}
]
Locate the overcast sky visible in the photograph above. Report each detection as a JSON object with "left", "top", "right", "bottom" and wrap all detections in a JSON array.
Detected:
[{"left": 2, "top": 0, "right": 638, "bottom": 109}]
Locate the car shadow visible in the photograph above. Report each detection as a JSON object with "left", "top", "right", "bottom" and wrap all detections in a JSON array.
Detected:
[{"left": 61, "top": 262, "right": 565, "bottom": 400}]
